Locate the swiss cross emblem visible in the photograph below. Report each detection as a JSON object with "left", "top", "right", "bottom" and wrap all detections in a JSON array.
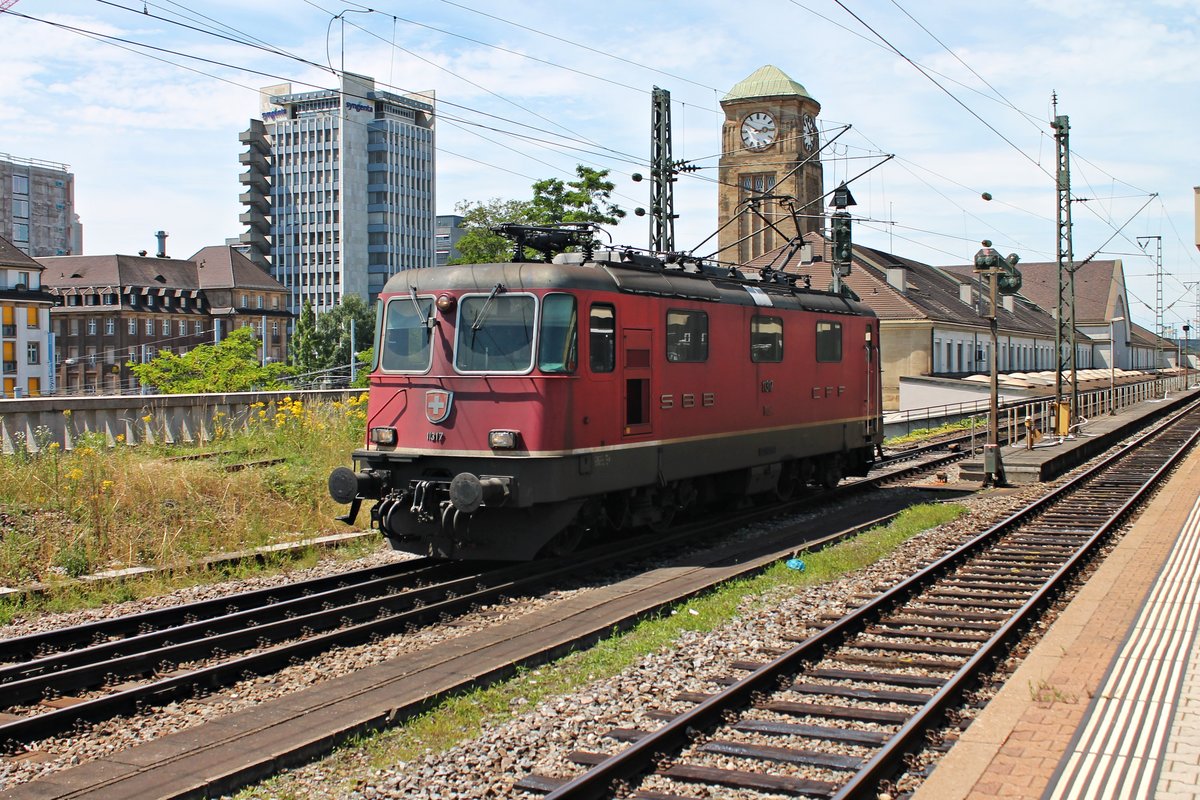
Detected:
[{"left": 425, "top": 390, "right": 453, "bottom": 424}]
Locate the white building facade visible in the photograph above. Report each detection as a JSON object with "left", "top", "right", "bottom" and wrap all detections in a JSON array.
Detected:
[{"left": 241, "top": 74, "right": 435, "bottom": 315}]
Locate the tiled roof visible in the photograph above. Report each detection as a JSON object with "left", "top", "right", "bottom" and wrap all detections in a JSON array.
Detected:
[
  {"left": 748, "top": 233, "right": 1063, "bottom": 337},
  {"left": 0, "top": 235, "right": 43, "bottom": 271},
  {"left": 191, "top": 246, "right": 283, "bottom": 291},
  {"left": 38, "top": 247, "right": 285, "bottom": 295},
  {"left": 723, "top": 65, "right": 813, "bottom": 102},
  {"left": 943, "top": 259, "right": 1123, "bottom": 325},
  {"left": 37, "top": 254, "right": 202, "bottom": 291}
]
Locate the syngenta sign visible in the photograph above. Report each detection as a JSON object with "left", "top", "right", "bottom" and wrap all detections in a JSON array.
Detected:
[{"left": 345, "top": 101, "right": 373, "bottom": 114}]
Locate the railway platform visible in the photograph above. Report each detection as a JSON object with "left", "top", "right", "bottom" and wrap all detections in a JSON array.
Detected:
[
  {"left": 914, "top": 390, "right": 1200, "bottom": 800},
  {"left": 958, "top": 387, "right": 1199, "bottom": 484}
]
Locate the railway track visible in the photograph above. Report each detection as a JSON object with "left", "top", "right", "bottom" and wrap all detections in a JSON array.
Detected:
[
  {"left": 0, "top": 443, "right": 955, "bottom": 755},
  {"left": 519, "top": 400, "right": 1200, "bottom": 799}
]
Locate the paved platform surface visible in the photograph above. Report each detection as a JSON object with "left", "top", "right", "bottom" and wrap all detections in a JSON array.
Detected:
[{"left": 914, "top": 396, "right": 1200, "bottom": 800}]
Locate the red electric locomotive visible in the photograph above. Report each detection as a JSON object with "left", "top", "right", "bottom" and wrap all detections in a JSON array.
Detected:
[{"left": 329, "top": 225, "right": 882, "bottom": 560}]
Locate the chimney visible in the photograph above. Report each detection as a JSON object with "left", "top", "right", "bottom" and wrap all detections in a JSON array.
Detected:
[
  {"left": 886, "top": 266, "right": 907, "bottom": 292},
  {"left": 155, "top": 230, "right": 169, "bottom": 259},
  {"left": 959, "top": 283, "right": 972, "bottom": 305},
  {"left": 1002, "top": 294, "right": 1015, "bottom": 313}
]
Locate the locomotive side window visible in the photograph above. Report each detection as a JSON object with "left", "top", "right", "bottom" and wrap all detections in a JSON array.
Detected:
[
  {"left": 380, "top": 295, "right": 434, "bottom": 372},
  {"left": 666, "top": 309, "right": 708, "bottom": 362},
  {"left": 751, "top": 315, "right": 783, "bottom": 363},
  {"left": 538, "top": 293, "right": 578, "bottom": 374},
  {"left": 589, "top": 304, "right": 615, "bottom": 373},
  {"left": 816, "top": 321, "right": 843, "bottom": 362},
  {"left": 456, "top": 294, "right": 535, "bottom": 373}
]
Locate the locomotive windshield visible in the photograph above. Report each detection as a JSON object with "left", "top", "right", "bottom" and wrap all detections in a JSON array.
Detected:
[
  {"left": 456, "top": 294, "right": 535, "bottom": 372},
  {"left": 381, "top": 296, "right": 435, "bottom": 371}
]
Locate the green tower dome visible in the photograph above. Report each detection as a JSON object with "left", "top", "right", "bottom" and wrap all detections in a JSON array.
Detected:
[{"left": 722, "top": 65, "right": 813, "bottom": 102}]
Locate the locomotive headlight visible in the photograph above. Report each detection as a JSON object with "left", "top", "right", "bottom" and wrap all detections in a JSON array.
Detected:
[
  {"left": 488, "top": 429, "right": 518, "bottom": 450},
  {"left": 436, "top": 294, "right": 457, "bottom": 312},
  {"left": 369, "top": 427, "right": 397, "bottom": 446}
]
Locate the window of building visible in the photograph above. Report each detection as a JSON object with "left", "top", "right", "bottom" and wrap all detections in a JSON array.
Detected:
[
  {"left": 104, "top": 293, "right": 117, "bottom": 305},
  {"left": 128, "top": 318, "right": 137, "bottom": 334},
  {"left": 13, "top": 223, "right": 29, "bottom": 242},
  {"left": 27, "top": 342, "right": 39, "bottom": 365},
  {"left": 146, "top": 319, "right": 154, "bottom": 335},
  {"left": 87, "top": 318, "right": 97, "bottom": 335},
  {"left": 666, "top": 309, "right": 708, "bottom": 362},
  {"left": 241, "top": 294, "right": 249, "bottom": 307},
  {"left": 179, "top": 320, "right": 186, "bottom": 336},
  {"left": 816, "top": 321, "right": 843, "bottom": 363},
  {"left": 162, "top": 319, "right": 170, "bottom": 335},
  {"left": 104, "top": 318, "right": 114, "bottom": 336},
  {"left": 12, "top": 198, "right": 28, "bottom": 218},
  {"left": 69, "top": 318, "right": 79, "bottom": 336},
  {"left": 750, "top": 316, "right": 783, "bottom": 363},
  {"left": 12, "top": 175, "right": 29, "bottom": 194},
  {"left": 194, "top": 321, "right": 203, "bottom": 335},
  {"left": 26, "top": 306, "right": 39, "bottom": 328}
]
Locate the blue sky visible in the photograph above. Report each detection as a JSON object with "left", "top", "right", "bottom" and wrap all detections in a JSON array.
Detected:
[{"left": 2, "top": 0, "right": 1198, "bottom": 333}]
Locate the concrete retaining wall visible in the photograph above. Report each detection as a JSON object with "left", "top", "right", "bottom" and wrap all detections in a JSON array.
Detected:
[{"left": 0, "top": 389, "right": 360, "bottom": 453}]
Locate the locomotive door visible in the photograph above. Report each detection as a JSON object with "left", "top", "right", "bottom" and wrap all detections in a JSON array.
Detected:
[{"left": 622, "top": 328, "right": 653, "bottom": 436}]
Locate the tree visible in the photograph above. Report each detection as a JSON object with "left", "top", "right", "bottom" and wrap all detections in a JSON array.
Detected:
[
  {"left": 289, "top": 295, "right": 376, "bottom": 386},
  {"left": 531, "top": 165, "right": 626, "bottom": 226},
  {"left": 450, "top": 197, "right": 538, "bottom": 265},
  {"left": 290, "top": 301, "right": 322, "bottom": 375},
  {"left": 128, "top": 326, "right": 292, "bottom": 394},
  {"left": 450, "top": 166, "right": 626, "bottom": 265}
]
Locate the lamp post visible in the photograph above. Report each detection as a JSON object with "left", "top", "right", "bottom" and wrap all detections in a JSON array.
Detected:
[{"left": 1109, "top": 316, "right": 1124, "bottom": 415}]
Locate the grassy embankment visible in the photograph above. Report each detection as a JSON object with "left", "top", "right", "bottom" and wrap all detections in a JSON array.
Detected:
[
  {"left": 242, "top": 501, "right": 968, "bottom": 798},
  {"left": 0, "top": 394, "right": 370, "bottom": 619}
]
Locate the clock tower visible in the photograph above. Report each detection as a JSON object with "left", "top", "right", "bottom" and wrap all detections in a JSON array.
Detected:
[{"left": 718, "top": 65, "right": 824, "bottom": 265}]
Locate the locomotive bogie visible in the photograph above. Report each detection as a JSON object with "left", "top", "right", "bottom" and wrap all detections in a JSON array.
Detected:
[{"left": 330, "top": 253, "right": 882, "bottom": 560}]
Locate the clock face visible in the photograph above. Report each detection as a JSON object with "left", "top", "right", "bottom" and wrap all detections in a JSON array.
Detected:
[
  {"left": 740, "top": 112, "right": 777, "bottom": 151},
  {"left": 802, "top": 113, "right": 819, "bottom": 152}
]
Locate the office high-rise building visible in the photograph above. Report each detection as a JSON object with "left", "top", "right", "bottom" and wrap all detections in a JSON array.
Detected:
[
  {"left": 1, "top": 153, "right": 82, "bottom": 258},
  {"left": 238, "top": 74, "right": 435, "bottom": 315}
]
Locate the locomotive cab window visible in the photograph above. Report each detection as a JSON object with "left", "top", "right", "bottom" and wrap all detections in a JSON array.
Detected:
[
  {"left": 456, "top": 293, "right": 535, "bottom": 373},
  {"left": 816, "top": 321, "right": 842, "bottom": 362},
  {"left": 589, "top": 304, "right": 615, "bottom": 373},
  {"left": 538, "top": 294, "right": 577, "bottom": 373},
  {"left": 666, "top": 309, "right": 708, "bottom": 362},
  {"left": 380, "top": 295, "right": 435, "bottom": 372},
  {"left": 751, "top": 315, "right": 783, "bottom": 363}
]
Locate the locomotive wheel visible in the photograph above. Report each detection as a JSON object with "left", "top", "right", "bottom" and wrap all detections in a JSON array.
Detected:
[
  {"left": 541, "top": 525, "right": 584, "bottom": 558},
  {"left": 818, "top": 455, "right": 844, "bottom": 489},
  {"left": 774, "top": 462, "right": 800, "bottom": 501}
]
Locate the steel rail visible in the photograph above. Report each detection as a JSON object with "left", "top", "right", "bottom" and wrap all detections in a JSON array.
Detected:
[
  {"left": 542, "top": 400, "right": 1200, "bottom": 799},
  {"left": 0, "top": 558, "right": 446, "bottom": 664}
]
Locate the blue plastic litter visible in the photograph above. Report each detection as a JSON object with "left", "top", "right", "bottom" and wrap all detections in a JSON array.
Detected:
[{"left": 785, "top": 558, "right": 806, "bottom": 571}]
